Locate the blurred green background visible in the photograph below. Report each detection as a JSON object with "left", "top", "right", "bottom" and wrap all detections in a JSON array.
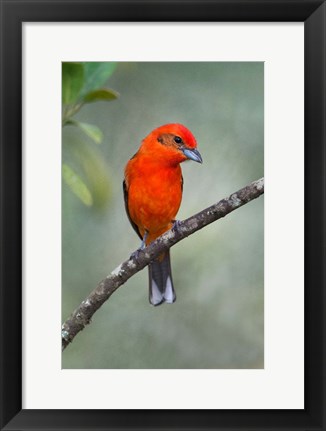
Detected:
[{"left": 62, "top": 62, "right": 264, "bottom": 369}]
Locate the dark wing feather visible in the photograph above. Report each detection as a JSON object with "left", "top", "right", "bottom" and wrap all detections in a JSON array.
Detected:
[{"left": 123, "top": 180, "right": 142, "bottom": 240}]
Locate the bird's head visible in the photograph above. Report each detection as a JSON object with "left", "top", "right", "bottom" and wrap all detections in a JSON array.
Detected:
[{"left": 141, "top": 123, "right": 203, "bottom": 165}]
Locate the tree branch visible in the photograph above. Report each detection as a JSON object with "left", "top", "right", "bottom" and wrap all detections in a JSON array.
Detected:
[{"left": 62, "top": 177, "right": 264, "bottom": 351}]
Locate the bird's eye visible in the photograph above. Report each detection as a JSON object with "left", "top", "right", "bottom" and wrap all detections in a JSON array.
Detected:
[{"left": 174, "top": 136, "right": 182, "bottom": 144}]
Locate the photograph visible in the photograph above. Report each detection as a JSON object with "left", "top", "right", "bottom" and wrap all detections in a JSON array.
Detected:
[
  {"left": 1, "top": 0, "right": 325, "bottom": 428},
  {"left": 61, "top": 61, "right": 264, "bottom": 369}
]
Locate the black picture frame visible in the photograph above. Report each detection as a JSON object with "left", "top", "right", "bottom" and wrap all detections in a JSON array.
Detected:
[{"left": 1, "top": 1, "right": 325, "bottom": 430}]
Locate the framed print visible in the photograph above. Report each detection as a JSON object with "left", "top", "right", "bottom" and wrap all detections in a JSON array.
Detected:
[{"left": 1, "top": 1, "right": 325, "bottom": 430}]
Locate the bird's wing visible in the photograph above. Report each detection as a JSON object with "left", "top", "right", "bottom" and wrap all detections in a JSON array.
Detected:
[{"left": 123, "top": 180, "right": 143, "bottom": 240}]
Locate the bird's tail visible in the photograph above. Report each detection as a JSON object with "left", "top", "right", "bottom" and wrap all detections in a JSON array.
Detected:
[{"left": 148, "top": 250, "right": 176, "bottom": 306}]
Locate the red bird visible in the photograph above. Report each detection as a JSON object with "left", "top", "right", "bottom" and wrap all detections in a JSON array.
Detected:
[{"left": 123, "top": 123, "right": 202, "bottom": 305}]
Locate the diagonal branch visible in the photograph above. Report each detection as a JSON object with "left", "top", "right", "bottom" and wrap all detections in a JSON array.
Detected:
[{"left": 62, "top": 177, "right": 264, "bottom": 350}]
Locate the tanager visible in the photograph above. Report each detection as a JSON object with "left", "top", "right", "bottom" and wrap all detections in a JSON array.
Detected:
[{"left": 123, "top": 123, "right": 202, "bottom": 306}]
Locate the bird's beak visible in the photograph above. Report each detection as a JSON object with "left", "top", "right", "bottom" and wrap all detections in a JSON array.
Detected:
[{"left": 182, "top": 148, "right": 203, "bottom": 164}]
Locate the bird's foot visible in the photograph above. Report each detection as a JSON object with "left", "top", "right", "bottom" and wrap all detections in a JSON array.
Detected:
[
  {"left": 139, "top": 230, "right": 148, "bottom": 250},
  {"left": 130, "top": 231, "right": 148, "bottom": 260},
  {"left": 172, "top": 219, "right": 183, "bottom": 234},
  {"left": 130, "top": 248, "right": 142, "bottom": 260}
]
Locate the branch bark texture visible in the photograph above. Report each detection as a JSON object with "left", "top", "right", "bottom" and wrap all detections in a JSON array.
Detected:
[{"left": 62, "top": 177, "right": 264, "bottom": 350}]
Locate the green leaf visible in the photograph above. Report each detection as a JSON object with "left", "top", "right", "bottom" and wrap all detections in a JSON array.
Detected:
[
  {"left": 62, "top": 164, "right": 93, "bottom": 206},
  {"left": 82, "top": 88, "right": 119, "bottom": 103},
  {"left": 70, "top": 120, "right": 103, "bottom": 144},
  {"left": 81, "top": 63, "right": 117, "bottom": 96},
  {"left": 62, "top": 63, "right": 84, "bottom": 104},
  {"left": 71, "top": 142, "right": 112, "bottom": 209}
]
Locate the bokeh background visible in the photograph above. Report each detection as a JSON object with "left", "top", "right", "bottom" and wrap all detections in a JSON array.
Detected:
[{"left": 62, "top": 62, "right": 264, "bottom": 369}]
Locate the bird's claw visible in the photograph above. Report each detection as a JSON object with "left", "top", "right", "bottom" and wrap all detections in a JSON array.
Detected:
[
  {"left": 130, "top": 231, "right": 148, "bottom": 260},
  {"left": 172, "top": 219, "right": 183, "bottom": 234},
  {"left": 130, "top": 248, "right": 142, "bottom": 261}
]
